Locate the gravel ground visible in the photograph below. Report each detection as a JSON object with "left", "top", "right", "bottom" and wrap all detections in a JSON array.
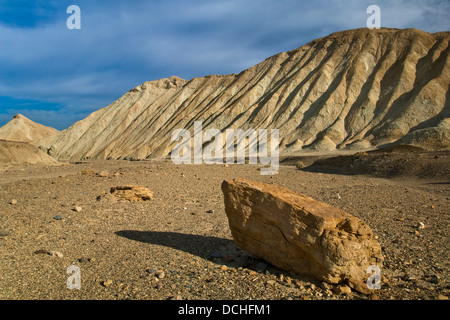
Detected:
[{"left": 0, "top": 151, "right": 448, "bottom": 300}]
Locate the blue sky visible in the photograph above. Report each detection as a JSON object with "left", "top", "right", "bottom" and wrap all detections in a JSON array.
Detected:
[{"left": 0, "top": 0, "right": 449, "bottom": 130}]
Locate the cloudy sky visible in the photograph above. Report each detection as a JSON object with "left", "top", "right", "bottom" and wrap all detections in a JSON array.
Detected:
[{"left": 0, "top": 0, "right": 449, "bottom": 130}]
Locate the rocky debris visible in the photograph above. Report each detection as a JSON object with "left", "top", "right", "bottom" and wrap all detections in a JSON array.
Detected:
[
  {"left": 0, "top": 230, "right": 10, "bottom": 237},
  {"left": 333, "top": 284, "right": 352, "bottom": 295},
  {"left": 97, "top": 171, "right": 109, "bottom": 178},
  {"left": 10, "top": 199, "right": 17, "bottom": 205},
  {"left": 109, "top": 186, "right": 153, "bottom": 202},
  {"left": 53, "top": 215, "right": 63, "bottom": 220},
  {"left": 34, "top": 249, "right": 63, "bottom": 258},
  {"left": 81, "top": 169, "right": 95, "bottom": 175},
  {"left": 296, "top": 161, "right": 305, "bottom": 170},
  {"left": 221, "top": 178, "right": 383, "bottom": 294},
  {"left": 101, "top": 280, "right": 113, "bottom": 287},
  {"left": 73, "top": 206, "right": 82, "bottom": 213}
]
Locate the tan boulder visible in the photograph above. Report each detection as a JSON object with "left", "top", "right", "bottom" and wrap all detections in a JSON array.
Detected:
[
  {"left": 221, "top": 178, "right": 383, "bottom": 293},
  {"left": 110, "top": 186, "right": 153, "bottom": 202}
]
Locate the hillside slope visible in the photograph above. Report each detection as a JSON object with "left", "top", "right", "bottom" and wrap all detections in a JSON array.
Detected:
[{"left": 39, "top": 28, "right": 450, "bottom": 161}]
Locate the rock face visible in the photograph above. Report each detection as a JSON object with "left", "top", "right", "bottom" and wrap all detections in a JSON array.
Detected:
[
  {"left": 221, "top": 178, "right": 383, "bottom": 292},
  {"left": 0, "top": 114, "right": 59, "bottom": 144},
  {"left": 38, "top": 28, "right": 450, "bottom": 161}
]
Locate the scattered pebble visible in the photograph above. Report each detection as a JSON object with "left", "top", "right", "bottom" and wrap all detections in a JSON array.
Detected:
[
  {"left": 73, "top": 206, "right": 82, "bottom": 213},
  {"left": 54, "top": 215, "right": 63, "bottom": 220},
  {"left": 10, "top": 199, "right": 17, "bottom": 205},
  {"left": 333, "top": 285, "right": 352, "bottom": 295},
  {"left": 34, "top": 249, "right": 63, "bottom": 258},
  {"left": 0, "top": 230, "right": 10, "bottom": 237},
  {"left": 49, "top": 250, "right": 64, "bottom": 258},
  {"left": 97, "top": 171, "right": 109, "bottom": 177},
  {"left": 102, "top": 280, "right": 113, "bottom": 287}
]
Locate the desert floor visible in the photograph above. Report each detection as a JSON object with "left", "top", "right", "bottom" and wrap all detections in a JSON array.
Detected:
[{"left": 0, "top": 150, "right": 448, "bottom": 300}]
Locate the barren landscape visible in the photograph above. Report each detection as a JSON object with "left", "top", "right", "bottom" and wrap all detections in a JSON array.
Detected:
[
  {"left": 0, "top": 149, "right": 448, "bottom": 300},
  {"left": 0, "top": 27, "right": 448, "bottom": 302}
]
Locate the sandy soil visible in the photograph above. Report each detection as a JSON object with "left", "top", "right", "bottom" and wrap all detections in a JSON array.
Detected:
[{"left": 0, "top": 150, "right": 448, "bottom": 300}]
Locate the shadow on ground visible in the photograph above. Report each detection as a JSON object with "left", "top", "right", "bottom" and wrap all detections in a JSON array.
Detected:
[{"left": 116, "top": 230, "right": 236, "bottom": 261}]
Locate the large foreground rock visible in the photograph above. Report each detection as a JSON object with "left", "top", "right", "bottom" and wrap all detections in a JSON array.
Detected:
[{"left": 221, "top": 178, "right": 383, "bottom": 293}]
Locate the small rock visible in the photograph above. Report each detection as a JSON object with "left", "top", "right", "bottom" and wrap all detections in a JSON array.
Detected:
[
  {"left": 321, "top": 282, "right": 331, "bottom": 291},
  {"left": 333, "top": 284, "right": 352, "bottom": 295},
  {"left": 437, "top": 295, "right": 448, "bottom": 300},
  {"left": 155, "top": 270, "right": 165, "bottom": 279},
  {"left": 369, "top": 293, "right": 380, "bottom": 300},
  {"left": 54, "top": 215, "right": 63, "bottom": 220},
  {"left": 102, "top": 280, "right": 113, "bottom": 287},
  {"left": 109, "top": 186, "right": 153, "bottom": 202},
  {"left": 0, "top": 230, "right": 10, "bottom": 237},
  {"left": 417, "top": 222, "right": 425, "bottom": 229},
  {"left": 10, "top": 199, "right": 17, "bottom": 205},
  {"left": 206, "top": 209, "right": 215, "bottom": 213},
  {"left": 49, "top": 250, "right": 63, "bottom": 258},
  {"left": 34, "top": 249, "right": 63, "bottom": 258},
  {"left": 97, "top": 171, "right": 109, "bottom": 177},
  {"left": 266, "top": 280, "right": 276, "bottom": 286},
  {"left": 403, "top": 274, "right": 417, "bottom": 282},
  {"left": 73, "top": 206, "right": 82, "bottom": 213}
]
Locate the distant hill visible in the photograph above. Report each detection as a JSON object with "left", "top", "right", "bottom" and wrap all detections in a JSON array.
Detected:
[
  {"left": 0, "top": 114, "right": 59, "bottom": 144},
  {"left": 38, "top": 28, "right": 450, "bottom": 161}
]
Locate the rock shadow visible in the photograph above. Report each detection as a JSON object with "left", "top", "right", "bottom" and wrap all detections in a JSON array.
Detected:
[
  {"left": 115, "top": 230, "right": 241, "bottom": 263},
  {"left": 115, "top": 230, "right": 323, "bottom": 284}
]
